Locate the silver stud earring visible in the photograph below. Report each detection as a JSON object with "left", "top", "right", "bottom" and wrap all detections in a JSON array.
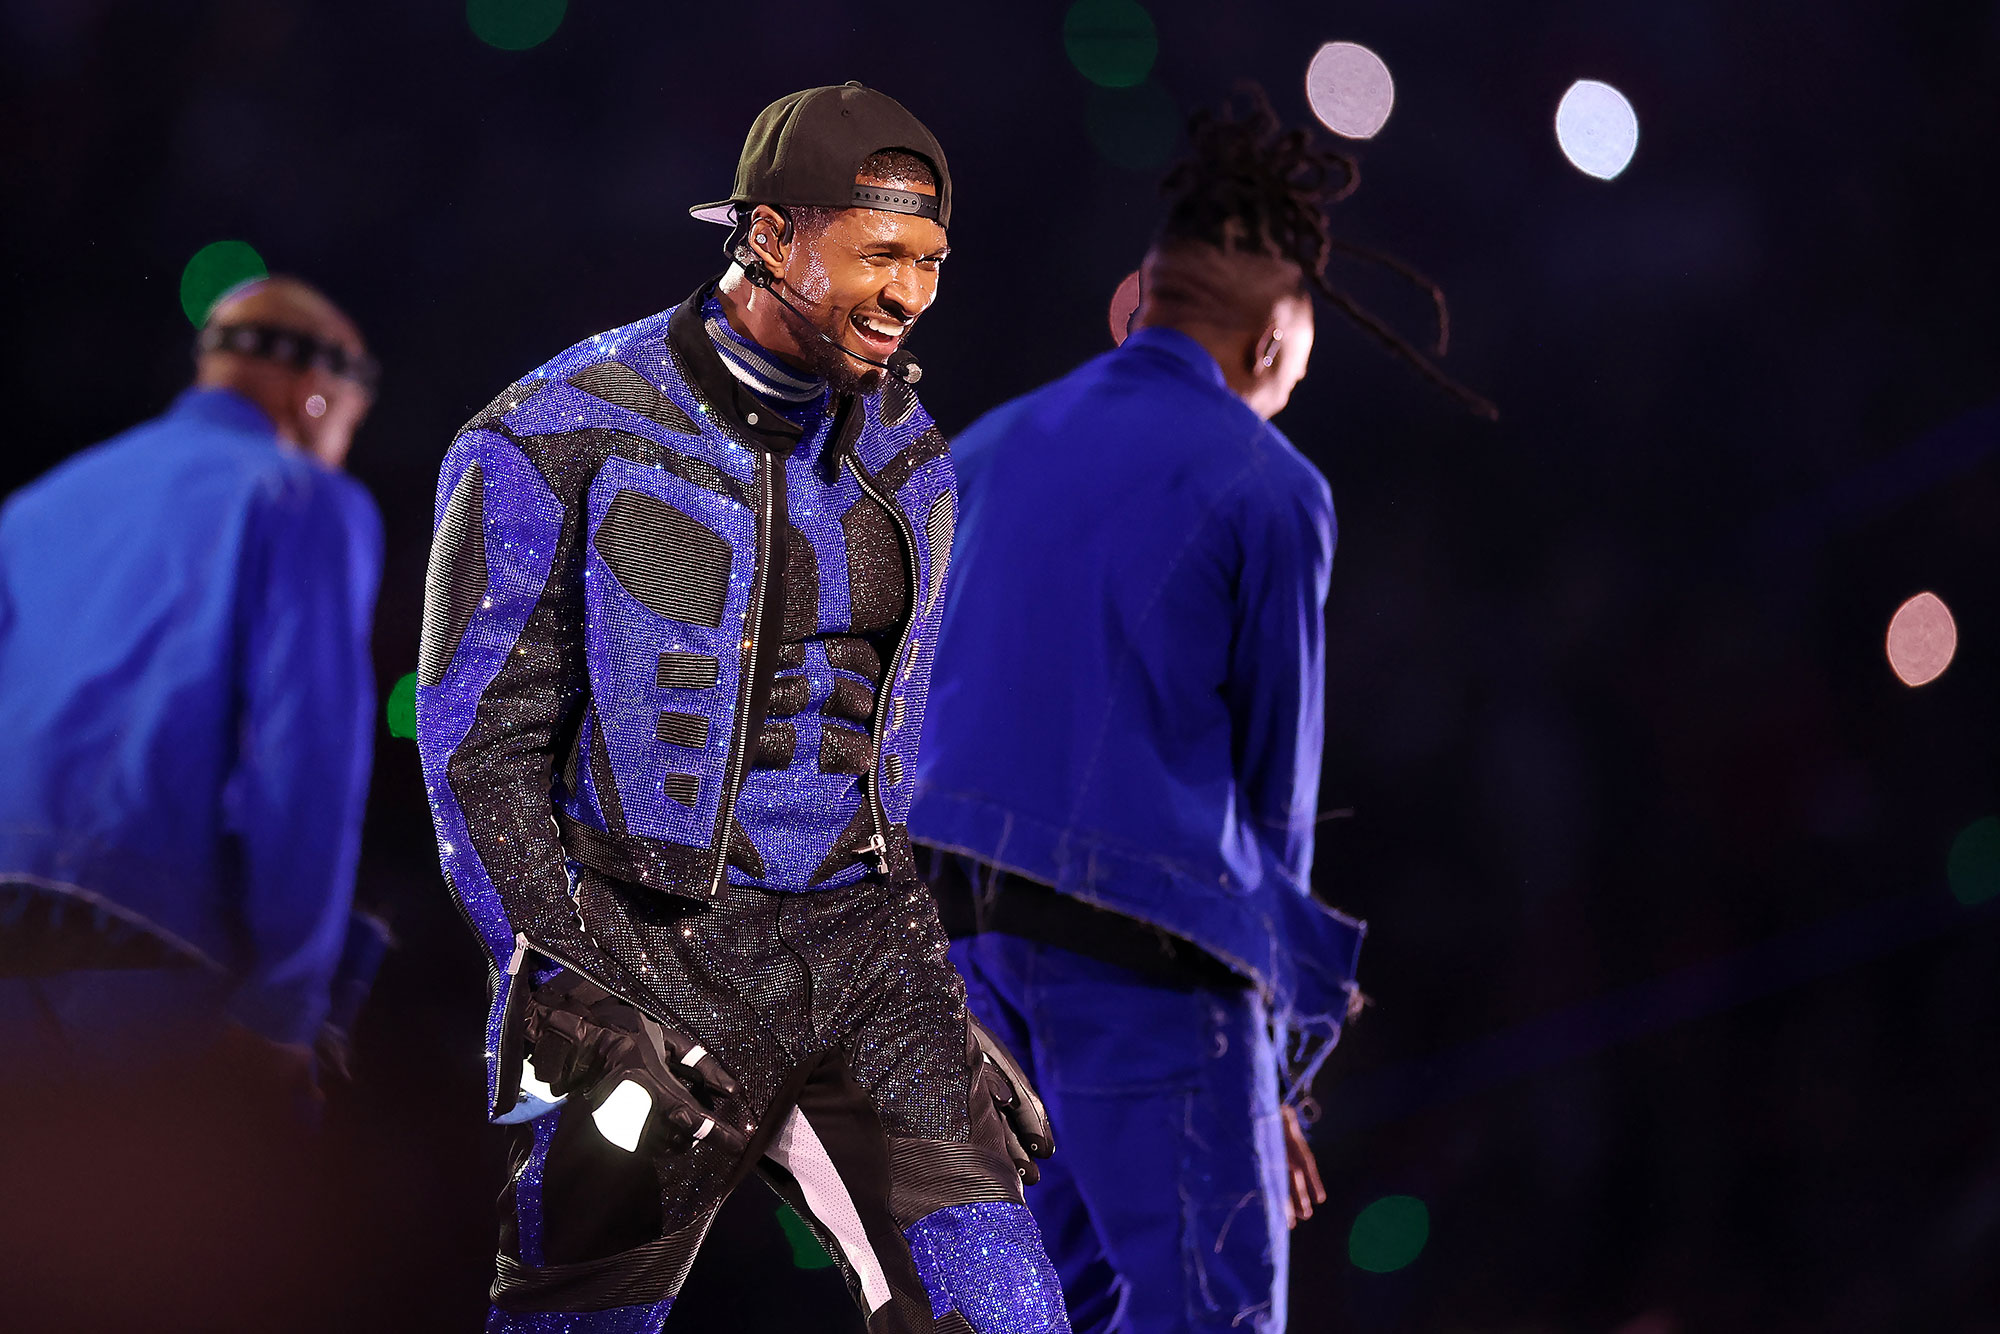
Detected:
[{"left": 304, "top": 394, "right": 328, "bottom": 419}]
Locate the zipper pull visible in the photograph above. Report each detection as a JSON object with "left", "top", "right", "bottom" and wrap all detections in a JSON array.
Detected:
[{"left": 863, "top": 834, "right": 891, "bottom": 874}]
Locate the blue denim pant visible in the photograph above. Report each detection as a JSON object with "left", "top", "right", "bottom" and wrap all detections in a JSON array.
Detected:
[{"left": 950, "top": 934, "right": 1290, "bottom": 1334}]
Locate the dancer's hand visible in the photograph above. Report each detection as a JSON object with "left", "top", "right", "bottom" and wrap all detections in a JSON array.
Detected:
[
  {"left": 523, "top": 972, "right": 752, "bottom": 1155},
  {"left": 1282, "top": 1103, "right": 1326, "bottom": 1227},
  {"left": 969, "top": 1014, "right": 1054, "bottom": 1183}
]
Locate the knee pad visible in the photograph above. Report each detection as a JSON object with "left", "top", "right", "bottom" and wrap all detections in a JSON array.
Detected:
[{"left": 905, "top": 1202, "right": 1072, "bottom": 1334}]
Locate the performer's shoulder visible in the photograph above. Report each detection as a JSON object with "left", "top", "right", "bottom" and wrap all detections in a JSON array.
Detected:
[
  {"left": 1241, "top": 419, "right": 1334, "bottom": 532},
  {"left": 451, "top": 307, "right": 704, "bottom": 450}
]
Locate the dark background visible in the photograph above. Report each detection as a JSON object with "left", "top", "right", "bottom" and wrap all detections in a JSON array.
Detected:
[{"left": 5, "top": 1, "right": 2000, "bottom": 1331}]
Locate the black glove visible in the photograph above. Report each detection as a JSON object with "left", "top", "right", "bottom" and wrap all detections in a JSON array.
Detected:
[
  {"left": 522, "top": 972, "right": 752, "bottom": 1156},
  {"left": 969, "top": 1014, "right": 1054, "bottom": 1184}
]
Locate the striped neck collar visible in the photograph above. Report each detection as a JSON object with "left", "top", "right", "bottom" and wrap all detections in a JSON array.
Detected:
[{"left": 701, "top": 294, "right": 826, "bottom": 411}]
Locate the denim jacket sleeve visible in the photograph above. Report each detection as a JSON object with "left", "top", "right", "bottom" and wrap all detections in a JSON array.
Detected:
[
  {"left": 1223, "top": 440, "right": 1345, "bottom": 1099},
  {"left": 223, "top": 467, "right": 383, "bottom": 1047},
  {"left": 1224, "top": 444, "right": 1336, "bottom": 901}
]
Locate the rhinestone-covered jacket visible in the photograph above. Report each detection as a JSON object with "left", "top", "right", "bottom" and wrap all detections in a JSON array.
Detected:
[{"left": 414, "top": 283, "right": 955, "bottom": 1115}]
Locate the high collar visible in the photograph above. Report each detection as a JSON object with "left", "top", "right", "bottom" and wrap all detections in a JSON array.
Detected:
[
  {"left": 1120, "top": 326, "right": 1231, "bottom": 392},
  {"left": 668, "top": 278, "right": 850, "bottom": 456},
  {"left": 167, "top": 386, "right": 280, "bottom": 438}
]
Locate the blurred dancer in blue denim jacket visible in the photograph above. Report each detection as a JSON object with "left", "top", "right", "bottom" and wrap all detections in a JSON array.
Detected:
[
  {"left": 914, "top": 91, "right": 1493, "bottom": 1333},
  {"left": 0, "top": 276, "right": 382, "bottom": 1099}
]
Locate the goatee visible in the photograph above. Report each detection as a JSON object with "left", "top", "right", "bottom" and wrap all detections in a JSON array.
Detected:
[{"left": 773, "top": 298, "right": 885, "bottom": 395}]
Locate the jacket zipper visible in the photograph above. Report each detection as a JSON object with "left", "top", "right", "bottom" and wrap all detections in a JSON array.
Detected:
[
  {"left": 844, "top": 452, "right": 921, "bottom": 874},
  {"left": 706, "top": 448, "right": 776, "bottom": 897}
]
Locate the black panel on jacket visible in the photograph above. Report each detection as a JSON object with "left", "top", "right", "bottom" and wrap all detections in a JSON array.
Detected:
[
  {"left": 825, "top": 637, "right": 883, "bottom": 682},
  {"left": 841, "top": 494, "right": 909, "bottom": 636},
  {"left": 782, "top": 522, "right": 819, "bottom": 642},
  {"left": 924, "top": 490, "right": 954, "bottom": 608},
  {"left": 655, "top": 711, "right": 710, "bottom": 749},
  {"left": 826, "top": 675, "right": 874, "bottom": 724},
  {"left": 765, "top": 674, "right": 811, "bottom": 718},
  {"left": 818, "top": 723, "right": 871, "bottom": 777},
  {"left": 656, "top": 652, "right": 721, "bottom": 691},
  {"left": 419, "top": 462, "right": 487, "bottom": 687},
  {"left": 726, "top": 818, "right": 766, "bottom": 878},
  {"left": 567, "top": 360, "right": 702, "bottom": 437},
  {"left": 752, "top": 722, "right": 798, "bottom": 770},
  {"left": 594, "top": 490, "right": 731, "bottom": 628}
]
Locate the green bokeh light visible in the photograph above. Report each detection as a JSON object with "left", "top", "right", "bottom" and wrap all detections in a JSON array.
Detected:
[
  {"left": 776, "top": 1204, "right": 835, "bottom": 1270},
  {"left": 179, "top": 240, "right": 267, "bottom": 326},
  {"left": 1086, "top": 81, "right": 1179, "bottom": 172},
  {"left": 386, "top": 672, "right": 418, "bottom": 741},
  {"left": 1948, "top": 816, "right": 2000, "bottom": 906},
  {"left": 1348, "top": 1194, "right": 1429, "bottom": 1273},
  {"left": 467, "top": 0, "right": 567, "bottom": 51},
  {"left": 1063, "top": 0, "right": 1158, "bottom": 88}
]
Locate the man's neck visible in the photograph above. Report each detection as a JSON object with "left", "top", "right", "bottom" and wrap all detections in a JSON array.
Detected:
[
  {"left": 704, "top": 283, "right": 826, "bottom": 410},
  {"left": 715, "top": 267, "right": 817, "bottom": 378},
  {"left": 1137, "top": 317, "right": 1257, "bottom": 404}
]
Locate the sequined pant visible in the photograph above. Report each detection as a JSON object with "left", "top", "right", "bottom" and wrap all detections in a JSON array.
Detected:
[{"left": 488, "top": 874, "right": 1069, "bottom": 1334}]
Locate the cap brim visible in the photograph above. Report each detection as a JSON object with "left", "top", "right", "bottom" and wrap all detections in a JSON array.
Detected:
[{"left": 689, "top": 201, "right": 740, "bottom": 226}]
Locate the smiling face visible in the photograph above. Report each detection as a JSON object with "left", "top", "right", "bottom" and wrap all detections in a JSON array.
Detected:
[{"left": 734, "top": 156, "right": 949, "bottom": 393}]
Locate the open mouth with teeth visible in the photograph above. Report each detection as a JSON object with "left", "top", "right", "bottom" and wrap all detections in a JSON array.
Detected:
[{"left": 848, "top": 309, "right": 910, "bottom": 358}]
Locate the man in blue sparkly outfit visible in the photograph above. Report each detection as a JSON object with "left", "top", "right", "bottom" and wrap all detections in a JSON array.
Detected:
[{"left": 415, "top": 84, "right": 1069, "bottom": 1333}]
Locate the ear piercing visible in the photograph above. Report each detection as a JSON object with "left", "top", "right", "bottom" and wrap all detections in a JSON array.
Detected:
[{"left": 304, "top": 394, "right": 328, "bottom": 419}]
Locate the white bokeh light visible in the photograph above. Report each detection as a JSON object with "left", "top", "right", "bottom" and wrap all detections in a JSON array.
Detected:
[
  {"left": 1555, "top": 80, "right": 1639, "bottom": 180},
  {"left": 1306, "top": 42, "right": 1395, "bottom": 140}
]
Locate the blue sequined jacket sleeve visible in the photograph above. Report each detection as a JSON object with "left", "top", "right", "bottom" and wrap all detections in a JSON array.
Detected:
[{"left": 414, "top": 423, "right": 594, "bottom": 1090}]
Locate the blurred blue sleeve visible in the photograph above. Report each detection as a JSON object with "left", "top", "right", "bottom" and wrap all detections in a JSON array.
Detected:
[
  {"left": 1225, "top": 455, "right": 1335, "bottom": 900},
  {"left": 1225, "top": 451, "right": 1349, "bottom": 1101},
  {"left": 223, "top": 467, "right": 383, "bottom": 1046}
]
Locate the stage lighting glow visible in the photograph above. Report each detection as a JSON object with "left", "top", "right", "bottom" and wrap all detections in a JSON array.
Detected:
[
  {"left": 1087, "top": 81, "right": 1179, "bottom": 172},
  {"left": 1108, "top": 270, "right": 1142, "bottom": 345},
  {"left": 386, "top": 672, "right": 418, "bottom": 740},
  {"left": 1349, "top": 1194, "right": 1429, "bottom": 1273},
  {"left": 179, "top": 240, "right": 266, "bottom": 326},
  {"left": 592, "top": 1079, "right": 651, "bottom": 1152},
  {"left": 1886, "top": 591, "right": 1956, "bottom": 686},
  {"left": 1555, "top": 80, "right": 1639, "bottom": 180},
  {"left": 1064, "top": 0, "right": 1158, "bottom": 89},
  {"left": 1305, "top": 42, "right": 1395, "bottom": 140},
  {"left": 1948, "top": 817, "right": 2000, "bottom": 907},
  {"left": 467, "top": 0, "right": 567, "bottom": 51}
]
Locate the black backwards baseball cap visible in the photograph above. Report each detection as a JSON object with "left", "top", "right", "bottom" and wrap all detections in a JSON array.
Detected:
[{"left": 690, "top": 81, "right": 952, "bottom": 230}]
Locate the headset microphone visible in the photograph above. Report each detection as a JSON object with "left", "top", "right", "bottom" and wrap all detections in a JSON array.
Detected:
[{"left": 742, "top": 259, "right": 923, "bottom": 386}]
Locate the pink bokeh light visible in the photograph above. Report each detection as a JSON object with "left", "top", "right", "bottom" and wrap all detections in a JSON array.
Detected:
[
  {"left": 1108, "top": 270, "right": 1142, "bottom": 346},
  {"left": 1886, "top": 591, "right": 1957, "bottom": 687}
]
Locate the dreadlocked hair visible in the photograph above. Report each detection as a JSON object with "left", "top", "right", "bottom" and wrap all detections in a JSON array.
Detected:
[{"left": 1156, "top": 85, "right": 1497, "bottom": 420}]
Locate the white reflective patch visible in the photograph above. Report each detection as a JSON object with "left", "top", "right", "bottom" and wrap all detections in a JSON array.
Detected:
[
  {"left": 520, "top": 1058, "right": 565, "bottom": 1107},
  {"left": 765, "top": 1109, "right": 892, "bottom": 1312},
  {"left": 692, "top": 1117, "right": 714, "bottom": 1142},
  {"left": 592, "top": 1079, "right": 653, "bottom": 1152},
  {"left": 682, "top": 1044, "right": 706, "bottom": 1067}
]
